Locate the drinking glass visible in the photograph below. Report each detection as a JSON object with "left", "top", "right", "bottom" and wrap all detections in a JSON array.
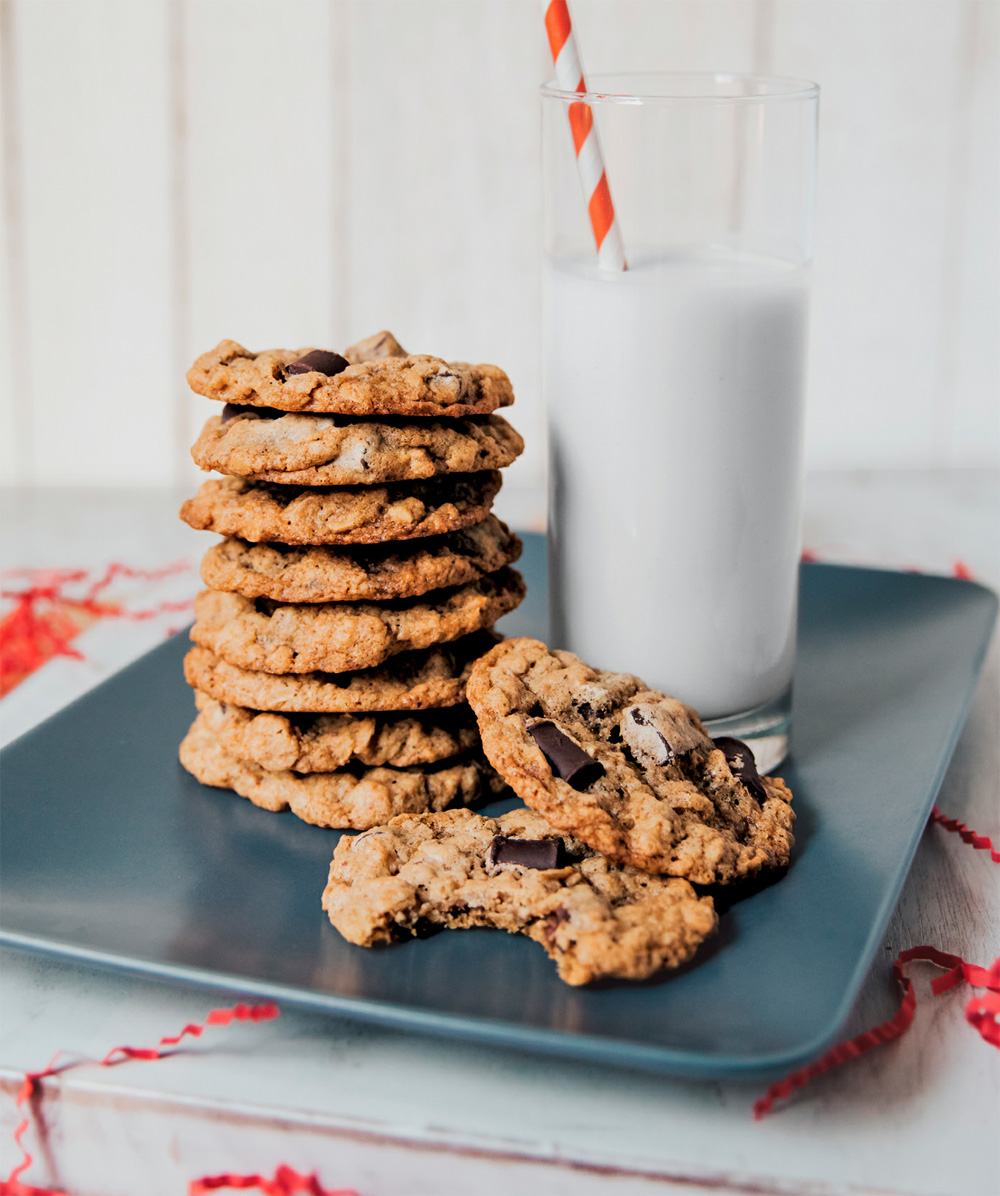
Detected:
[{"left": 542, "top": 73, "right": 819, "bottom": 770}]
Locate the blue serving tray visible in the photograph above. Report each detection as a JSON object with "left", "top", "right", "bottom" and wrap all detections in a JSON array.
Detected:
[{"left": 1, "top": 540, "right": 995, "bottom": 1079}]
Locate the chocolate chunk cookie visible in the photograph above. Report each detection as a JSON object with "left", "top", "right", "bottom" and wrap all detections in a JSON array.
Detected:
[
  {"left": 180, "top": 714, "right": 492, "bottom": 829},
  {"left": 179, "top": 473, "right": 503, "bottom": 546},
  {"left": 191, "top": 411, "right": 523, "bottom": 486},
  {"left": 183, "top": 632, "right": 499, "bottom": 714},
  {"left": 193, "top": 692, "right": 479, "bottom": 772},
  {"left": 322, "top": 807, "right": 717, "bottom": 985},
  {"left": 466, "top": 638, "right": 795, "bottom": 885},
  {"left": 199, "top": 516, "right": 522, "bottom": 604},
  {"left": 190, "top": 568, "right": 524, "bottom": 675},
  {"left": 187, "top": 336, "right": 514, "bottom": 418}
]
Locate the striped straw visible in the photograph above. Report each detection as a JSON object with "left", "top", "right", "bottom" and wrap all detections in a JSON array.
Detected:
[{"left": 542, "top": 0, "right": 627, "bottom": 271}]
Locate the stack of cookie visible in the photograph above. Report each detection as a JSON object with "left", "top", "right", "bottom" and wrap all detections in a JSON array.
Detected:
[{"left": 177, "top": 331, "right": 525, "bottom": 829}]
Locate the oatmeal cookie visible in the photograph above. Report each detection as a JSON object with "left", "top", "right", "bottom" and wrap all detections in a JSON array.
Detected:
[
  {"left": 322, "top": 807, "right": 717, "bottom": 985},
  {"left": 190, "top": 411, "right": 523, "bottom": 486},
  {"left": 466, "top": 638, "right": 795, "bottom": 884},
  {"left": 199, "top": 516, "right": 521, "bottom": 603},
  {"left": 190, "top": 568, "right": 524, "bottom": 674},
  {"left": 180, "top": 714, "right": 492, "bottom": 829},
  {"left": 183, "top": 632, "right": 499, "bottom": 714},
  {"left": 193, "top": 692, "right": 479, "bottom": 772},
  {"left": 187, "top": 336, "right": 514, "bottom": 418},
  {"left": 179, "top": 473, "right": 503, "bottom": 546}
]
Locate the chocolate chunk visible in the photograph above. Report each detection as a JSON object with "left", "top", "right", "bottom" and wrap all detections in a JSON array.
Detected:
[
  {"left": 714, "top": 736, "right": 767, "bottom": 803},
  {"left": 286, "top": 349, "right": 349, "bottom": 377},
  {"left": 528, "top": 720, "right": 604, "bottom": 790},
  {"left": 541, "top": 907, "right": 570, "bottom": 941},
  {"left": 488, "top": 835, "right": 560, "bottom": 870}
]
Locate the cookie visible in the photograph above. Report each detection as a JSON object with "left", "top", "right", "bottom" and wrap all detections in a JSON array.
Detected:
[
  {"left": 199, "top": 515, "right": 522, "bottom": 604},
  {"left": 191, "top": 411, "right": 523, "bottom": 486},
  {"left": 193, "top": 691, "right": 480, "bottom": 772},
  {"left": 321, "top": 807, "right": 717, "bottom": 986},
  {"left": 179, "top": 472, "right": 503, "bottom": 546},
  {"left": 183, "top": 632, "right": 499, "bottom": 714},
  {"left": 466, "top": 638, "right": 795, "bottom": 885},
  {"left": 179, "top": 714, "right": 492, "bottom": 829},
  {"left": 187, "top": 336, "right": 514, "bottom": 418},
  {"left": 190, "top": 568, "right": 524, "bottom": 675}
]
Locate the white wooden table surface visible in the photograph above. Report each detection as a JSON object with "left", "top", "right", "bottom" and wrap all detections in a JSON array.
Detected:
[{"left": 1, "top": 471, "right": 997, "bottom": 1196}]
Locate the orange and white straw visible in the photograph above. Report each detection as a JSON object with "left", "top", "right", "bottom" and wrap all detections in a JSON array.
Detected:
[{"left": 542, "top": 0, "right": 627, "bottom": 271}]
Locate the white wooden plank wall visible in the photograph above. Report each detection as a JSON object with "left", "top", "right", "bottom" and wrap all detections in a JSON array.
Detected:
[
  {"left": 2, "top": 0, "right": 175, "bottom": 487},
  {"left": 0, "top": 0, "right": 997, "bottom": 493}
]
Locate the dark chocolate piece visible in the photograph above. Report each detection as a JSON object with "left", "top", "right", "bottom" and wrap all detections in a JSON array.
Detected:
[
  {"left": 286, "top": 349, "right": 349, "bottom": 377},
  {"left": 541, "top": 907, "right": 570, "bottom": 941},
  {"left": 488, "top": 835, "right": 560, "bottom": 870},
  {"left": 713, "top": 736, "right": 767, "bottom": 803},
  {"left": 528, "top": 720, "right": 604, "bottom": 790}
]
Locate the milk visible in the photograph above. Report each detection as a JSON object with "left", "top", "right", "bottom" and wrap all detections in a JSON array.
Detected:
[{"left": 544, "top": 249, "right": 809, "bottom": 720}]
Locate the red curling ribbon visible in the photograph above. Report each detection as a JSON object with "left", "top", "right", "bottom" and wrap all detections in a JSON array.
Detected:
[
  {"left": 0, "top": 1181, "right": 70, "bottom": 1196},
  {"left": 952, "top": 559, "right": 974, "bottom": 580},
  {"left": 753, "top": 947, "right": 1000, "bottom": 1119},
  {"left": 0, "top": 561, "right": 193, "bottom": 695},
  {"left": 123, "top": 599, "right": 194, "bottom": 621},
  {"left": 966, "top": 991, "right": 1000, "bottom": 1047},
  {"left": 189, "top": 1166, "right": 359, "bottom": 1195},
  {"left": 5, "top": 1003, "right": 279, "bottom": 1193},
  {"left": 929, "top": 806, "right": 1000, "bottom": 862},
  {"left": 0, "top": 577, "right": 105, "bottom": 695},
  {"left": 79, "top": 559, "right": 191, "bottom": 600}
]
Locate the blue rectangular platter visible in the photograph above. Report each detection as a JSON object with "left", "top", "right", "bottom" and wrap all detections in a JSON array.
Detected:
[{"left": 1, "top": 540, "right": 996, "bottom": 1080}]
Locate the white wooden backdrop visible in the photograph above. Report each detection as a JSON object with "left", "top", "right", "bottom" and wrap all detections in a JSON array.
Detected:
[{"left": 1, "top": 0, "right": 997, "bottom": 498}]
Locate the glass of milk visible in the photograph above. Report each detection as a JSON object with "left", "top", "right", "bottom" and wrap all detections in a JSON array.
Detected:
[{"left": 542, "top": 74, "right": 818, "bottom": 770}]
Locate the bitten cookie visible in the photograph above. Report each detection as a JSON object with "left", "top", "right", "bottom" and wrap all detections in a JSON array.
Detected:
[
  {"left": 322, "top": 807, "right": 717, "bottom": 985},
  {"left": 180, "top": 714, "right": 493, "bottom": 829},
  {"left": 191, "top": 411, "right": 523, "bottom": 486},
  {"left": 183, "top": 632, "right": 499, "bottom": 714},
  {"left": 193, "top": 692, "right": 479, "bottom": 772},
  {"left": 199, "top": 516, "right": 522, "bottom": 604},
  {"left": 179, "top": 473, "right": 503, "bottom": 546},
  {"left": 466, "top": 638, "right": 795, "bottom": 885},
  {"left": 187, "top": 335, "right": 514, "bottom": 418},
  {"left": 190, "top": 568, "right": 525, "bottom": 674}
]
